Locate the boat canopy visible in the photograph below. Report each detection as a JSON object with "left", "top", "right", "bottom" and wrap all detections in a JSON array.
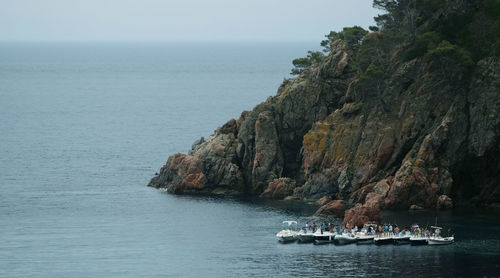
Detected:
[{"left": 282, "top": 221, "right": 298, "bottom": 226}]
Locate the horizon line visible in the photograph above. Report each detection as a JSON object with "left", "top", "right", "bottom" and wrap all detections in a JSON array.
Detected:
[{"left": 0, "top": 38, "right": 322, "bottom": 43}]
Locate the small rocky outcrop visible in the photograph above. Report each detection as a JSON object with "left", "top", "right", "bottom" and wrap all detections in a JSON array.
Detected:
[
  {"left": 343, "top": 202, "right": 381, "bottom": 228},
  {"left": 148, "top": 153, "right": 206, "bottom": 194},
  {"left": 314, "top": 200, "right": 346, "bottom": 217},
  {"left": 437, "top": 195, "right": 453, "bottom": 209},
  {"left": 260, "top": 178, "right": 296, "bottom": 199},
  {"left": 409, "top": 204, "right": 424, "bottom": 210}
]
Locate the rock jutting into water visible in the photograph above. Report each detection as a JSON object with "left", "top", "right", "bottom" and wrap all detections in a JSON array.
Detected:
[{"left": 149, "top": 0, "right": 500, "bottom": 224}]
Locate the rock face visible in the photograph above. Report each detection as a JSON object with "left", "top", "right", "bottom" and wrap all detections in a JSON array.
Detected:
[
  {"left": 316, "top": 196, "right": 332, "bottom": 206},
  {"left": 314, "top": 200, "right": 346, "bottom": 217},
  {"left": 148, "top": 153, "right": 206, "bottom": 194},
  {"left": 343, "top": 203, "right": 381, "bottom": 228},
  {"left": 149, "top": 1, "right": 500, "bottom": 219},
  {"left": 260, "top": 178, "right": 296, "bottom": 199}
]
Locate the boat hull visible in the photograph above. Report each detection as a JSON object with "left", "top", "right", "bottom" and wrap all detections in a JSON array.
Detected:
[
  {"left": 374, "top": 237, "right": 393, "bottom": 245},
  {"left": 313, "top": 233, "right": 335, "bottom": 244},
  {"left": 297, "top": 234, "right": 314, "bottom": 243},
  {"left": 278, "top": 235, "right": 297, "bottom": 243},
  {"left": 428, "top": 237, "right": 454, "bottom": 245},
  {"left": 356, "top": 236, "right": 374, "bottom": 245},
  {"left": 335, "top": 235, "right": 356, "bottom": 245},
  {"left": 410, "top": 237, "right": 428, "bottom": 246},
  {"left": 392, "top": 236, "right": 411, "bottom": 245}
]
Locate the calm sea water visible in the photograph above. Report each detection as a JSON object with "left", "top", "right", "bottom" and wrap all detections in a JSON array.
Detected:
[{"left": 1, "top": 42, "right": 499, "bottom": 277}]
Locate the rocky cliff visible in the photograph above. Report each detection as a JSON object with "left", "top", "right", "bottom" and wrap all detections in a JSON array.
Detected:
[{"left": 149, "top": 0, "right": 500, "bottom": 225}]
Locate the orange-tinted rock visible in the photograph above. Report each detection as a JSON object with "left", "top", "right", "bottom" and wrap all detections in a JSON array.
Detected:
[
  {"left": 385, "top": 161, "right": 438, "bottom": 209},
  {"left": 437, "top": 195, "right": 453, "bottom": 209},
  {"left": 343, "top": 202, "right": 381, "bottom": 228},
  {"left": 259, "top": 178, "right": 296, "bottom": 199},
  {"left": 365, "top": 192, "right": 384, "bottom": 207},
  {"left": 314, "top": 200, "right": 346, "bottom": 217},
  {"left": 317, "top": 196, "right": 332, "bottom": 206},
  {"left": 148, "top": 153, "right": 206, "bottom": 194}
]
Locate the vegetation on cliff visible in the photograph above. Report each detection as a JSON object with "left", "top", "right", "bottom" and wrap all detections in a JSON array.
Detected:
[{"left": 149, "top": 0, "right": 500, "bottom": 224}]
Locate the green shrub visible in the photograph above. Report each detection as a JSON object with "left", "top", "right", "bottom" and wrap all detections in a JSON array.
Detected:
[
  {"left": 290, "top": 51, "right": 325, "bottom": 75},
  {"left": 357, "top": 64, "right": 385, "bottom": 95},
  {"left": 404, "top": 31, "right": 442, "bottom": 60},
  {"left": 425, "top": 40, "right": 473, "bottom": 68},
  {"left": 320, "top": 26, "right": 368, "bottom": 53}
]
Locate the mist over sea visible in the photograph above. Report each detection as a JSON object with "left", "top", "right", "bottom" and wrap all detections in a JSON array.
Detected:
[{"left": 1, "top": 42, "right": 499, "bottom": 277}]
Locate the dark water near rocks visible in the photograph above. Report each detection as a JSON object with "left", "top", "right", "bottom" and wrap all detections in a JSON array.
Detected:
[{"left": 1, "top": 42, "right": 499, "bottom": 277}]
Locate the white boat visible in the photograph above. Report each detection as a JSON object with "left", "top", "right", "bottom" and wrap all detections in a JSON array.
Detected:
[
  {"left": 276, "top": 221, "right": 298, "bottom": 243},
  {"left": 296, "top": 228, "right": 315, "bottom": 243},
  {"left": 410, "top": 235, "right": 429, "bottom": 245},
  {"left": 428, "top": 236, "right": 454, "bottom": 245},
  {"left": 335, "top": 233, "right": 356, "bottom": 245},
  {"left": 355, "top": 224, "right": 376, "bottom": 244},
  {"left": 312, "top": 229, "right": 336, "bottom": 244},
  {"left": 374, "top": 234, "right": 393, "bottom": 245},
  {"left": 392, "top": 233, "right": 411, "bottom": 245},
  {"left": 355, "top": 234, "right": 375, "bottom": 244},
  {"left": 427, "top": 226, "right": 454, "bottom": 245}
]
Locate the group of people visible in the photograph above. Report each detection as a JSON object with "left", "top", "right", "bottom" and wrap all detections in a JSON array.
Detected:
[
  {"left": 303, "top": 222, "right": 337, "bottom": 233},
  {"left": 410, "top": 225, "right": 444, "bottom": 237},
  {"left": 302, "top": 222, "right": 376, "bottom": 236},
  {"left": 301, "top": 222, "right": 449, "bottom": 237}
]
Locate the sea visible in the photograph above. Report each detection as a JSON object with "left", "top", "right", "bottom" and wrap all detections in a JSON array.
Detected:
[{"left": 0, "top": 41, "right": 499, "bottom": 277}]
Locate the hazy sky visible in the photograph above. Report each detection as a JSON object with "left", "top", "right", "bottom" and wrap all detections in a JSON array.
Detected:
[{"left": 1, "top": 0, "right": 379, "bottom": 41}]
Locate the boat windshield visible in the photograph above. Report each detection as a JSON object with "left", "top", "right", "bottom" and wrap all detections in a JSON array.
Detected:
[{"left": 282, "top": 221, "right": 297, "bottom": 226}]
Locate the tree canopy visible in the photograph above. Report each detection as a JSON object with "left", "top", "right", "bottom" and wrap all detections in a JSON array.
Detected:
[{"left": 291, "top": 26, "right": 368, "bottom": 75}]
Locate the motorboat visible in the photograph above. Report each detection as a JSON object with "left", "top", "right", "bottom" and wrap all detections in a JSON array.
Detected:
[
  {"left": 355, "top": 234, "right": 375, "bottom": 244},
  {"left": 409, "top": 224, "right": 428, "bottom": 245},
  {"left": 276, "top": 221, "right": 298, "bottom": 243},
  {"left": 355, "top": 224, "right": 376, "bottom": 244},
  {"left": 374, "top": 234, "right": 393, "bottom": 245},
  {"left": 296, "top": 228, "right": 315, "bottom": 243},
  {"left": 427, "top": 226, "right": 454, "bottom": 245},
  {"left": 335, "top": 233, "right": 357, "bottom": 245},
  {"left": 428, "top": 236, "right": 454, "bottom": 245},
  {"left": 410, "top": 235, "right": 429, "bottom": 245},
  {"left": 392, "top": 233, "right": 411, "bottom": 245},
  {"left": 312, "top": 229, "right": 336, "bottom": 245}
]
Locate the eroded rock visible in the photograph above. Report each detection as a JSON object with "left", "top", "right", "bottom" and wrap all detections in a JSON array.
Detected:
[
  {"left": 437, "top": 195, "right": 453, "bottom": 209},
  {"left": 314, "top": 200, "right": 346, "bottom": 217},
  {"left": 148, "top": 153, "right": 206, "bottom": 194},
  {"left": 316, "top": 196, "right": 332, "bottom": 206},
  {"left": 409, "top": 204, "right": 424, "bottom": 210},
  {"left": 260, "top": 178, "right": 296, "bottom": 199},
  {"left": 343, "top": 203, "right": 381, "bottom": 228}
]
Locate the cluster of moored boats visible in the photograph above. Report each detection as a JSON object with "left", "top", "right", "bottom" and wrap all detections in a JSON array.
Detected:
[{"left": 276, "top": 221, "right": 454, "bottom": 246}]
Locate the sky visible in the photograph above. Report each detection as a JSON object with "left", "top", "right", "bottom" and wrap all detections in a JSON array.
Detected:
[{"left": 1, "top": 0, "right": 380, "bottom": 41}]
